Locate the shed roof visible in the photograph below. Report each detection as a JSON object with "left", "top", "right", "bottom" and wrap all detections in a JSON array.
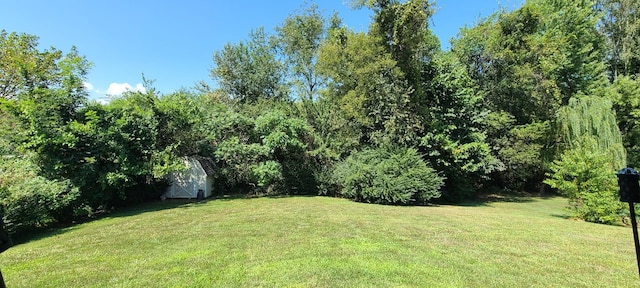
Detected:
[{"left": 194, "top": 156, "right": 216, "bottom": 176}]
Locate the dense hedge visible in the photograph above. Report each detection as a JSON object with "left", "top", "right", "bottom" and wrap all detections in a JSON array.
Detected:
[
  {"left": 333, "top": 147, "right": 444, "bottom": 205},
  {"left": 0, "top": 156, "right": 88, "bottom": 235}
]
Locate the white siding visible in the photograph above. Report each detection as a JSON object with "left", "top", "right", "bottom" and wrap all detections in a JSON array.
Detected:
[{"left": 165, "top": 157, "right": 213, "bottom": 199}]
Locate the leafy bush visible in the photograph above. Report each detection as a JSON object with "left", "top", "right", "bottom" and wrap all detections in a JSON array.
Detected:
[
  {"left": 544, "top": 141, "right": 626, "bottom": 224},
  {"left": 0, "top": 156, "right": 84, "bottom": 235},
  {"left": 334, "top": 147, "right": 444, "bottom": 205},
  {"left": 545, "top": 97, "right": 628, "bottom": 225},
  {"left": 214, "top": 136, "right": 269, "bottom": 187},
  {"left": 486, "top": 113, "right": 551, "bottom": 192},
  {"left": 210, "top": 109, "right": 317, "bottom": 195},
  {"left": 2, "top": 178, "right": 83, "bottom": 234},
  {"left": 251, "top": 160, "right": 284, "bottom": 194},
  {"left": 421, "top": 131, "right": 503, "bottom": 202}
]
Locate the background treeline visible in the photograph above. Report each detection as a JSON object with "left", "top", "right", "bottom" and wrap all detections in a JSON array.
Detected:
[{"left": 1, "top": 0, "right": 640, "bottom": 235}]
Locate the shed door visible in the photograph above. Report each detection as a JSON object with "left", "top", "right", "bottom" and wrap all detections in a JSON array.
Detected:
[
  {"left": 170, "top": 158, "right": 203, "bottom": 198},
  {"left": 172, "top": 171, "right": 196, "bottom": 198}
]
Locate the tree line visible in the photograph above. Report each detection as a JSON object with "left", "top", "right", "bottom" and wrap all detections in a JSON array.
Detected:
[{"left": 1, "top": 0, "right": 640, "bottom": 235}]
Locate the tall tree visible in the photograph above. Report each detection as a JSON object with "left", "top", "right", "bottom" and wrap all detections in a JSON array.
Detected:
[
  {"left": 210, "top": 28, "right": 287, "bottom": 103},
  {"left": 275, "top": 4, "right": 326, "bottom": 102},
  {"left": 0, "top": 31, "right": 90, "bottom": 158},
  {"left": 556, "top": 96, "right": 626, "bottom": 169},
  {"left": 452, "top": 0, "right": 610, "bottom": 193},
  {"left": 353, "top": 0, "right": 440, "bottom": 115},
  {"left": 452, "top": 0, "right": 608, "bottom": 124},
  {"left": 605, "top": 75, "right": 640, "bottom": 166},
  {"left": 0, "top": 30, "right": 90, "bottom": 102},
  {"left": 545, "top": 96, "right": 626, "bottom": 224},
  {"left": 318, "top": 22, "right": 418, "bottom": 147},
  {"left": 598, "top": 0, "right": 640, "bottom": 77},
  {"left": 348, "top": 1, "right": 502, "bottom": 198},
  {"left": 419, "top": 52, "right": 503, "bottom": 199}
]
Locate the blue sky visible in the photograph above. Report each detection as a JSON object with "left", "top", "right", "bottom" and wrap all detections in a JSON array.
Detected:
[{"left": 1, "top": 0, "right": 523, "bottom": 102}]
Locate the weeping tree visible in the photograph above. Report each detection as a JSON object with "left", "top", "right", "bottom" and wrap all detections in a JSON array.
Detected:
[
  {"left": 545, "top": 96, "right": 627, "bottom": 224},
  {"left": 556, "top": 96, "right": 626, "bottom": 168}
]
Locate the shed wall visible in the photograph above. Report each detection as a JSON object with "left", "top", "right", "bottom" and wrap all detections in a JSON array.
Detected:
[{"left": 165, "top": 157, "right": 213, "bottom": 199}]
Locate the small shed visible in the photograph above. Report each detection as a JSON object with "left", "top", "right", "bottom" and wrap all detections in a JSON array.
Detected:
[{"left": 164, "top": 157, "right": 215, "bottom": 199}]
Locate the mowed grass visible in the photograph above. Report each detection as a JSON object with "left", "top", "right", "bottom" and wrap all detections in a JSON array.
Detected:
[{"left": 1, "top": 196, "right": 638, "bottom": 287}]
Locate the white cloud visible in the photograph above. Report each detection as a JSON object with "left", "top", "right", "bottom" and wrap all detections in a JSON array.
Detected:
[
  {"left": 84, "top": 81, "right": 110, "bottom": 104},
  {"left": 106, "top": 82, "right": 146, "bottom": 96},
  {"left": 95, "top": 97, "right": 111, "bottom": 105},
  {"left": 83, "top": 81, "right": 95, "bottom": 91}
]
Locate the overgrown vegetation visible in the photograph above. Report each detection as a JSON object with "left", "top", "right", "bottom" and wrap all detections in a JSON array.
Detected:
[{"left": 2, "top": 0, "right": 640, "bottom": 234}]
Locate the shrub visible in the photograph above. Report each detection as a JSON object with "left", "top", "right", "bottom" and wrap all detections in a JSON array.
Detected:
[
  {"left": 544, "top": 141, "right": 626, "bottom": 224},
  {"left": 545, "top": 97, "right": 628, "bottom": 225},
  {"left": 214, "top": 137, "right": 269, "bottom": 188},
  {"left": 0, "top": 155, "right": 86, "bottom": 234},
  {"left": 251, "top": 160, "right": 284, "bottom": 194},
  {"left": 0, "top": 156, "right": 84, "bottom": 235},
  {"left": 486, "top": 114, "right": 551, "bottom": 192},
  {"left": 2, "top": 178, "right": 82, "bottom": 234},
  {"left": 334, "top": 147, "right": 444, "bottom": 205}
]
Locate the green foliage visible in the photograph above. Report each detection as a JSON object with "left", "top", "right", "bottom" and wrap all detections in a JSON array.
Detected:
[
  {"left": 453, "top": 0, "right": 608, "bottom": 124},
  {"left": 251, "top": 160, "right": 284, "bottom": 192},
  {"left": 606, "top": 75, "right": 640, "bottom": 166},
  {"left": 306, "top": 97, "right": 362, "bottom": 160},
  {"left": 209, "top": 108, "right": 316, "bottom": 195},
  {"left": 215, "top": 136, "right": 269, "bottom": 187},
  {"left": 366, "top": 0, "right": 440, "bottom": 108},
  {"left": 255, "top": 110, "right": 316, "bottom": 194},
  {"left": 275, "top": 4, "right": 326, "bottom": 102},
  {"left": 486, "top": 112, "right": 551, "bottom": 191},
  {"left": 155, "top": 90, "right": 205, "bottom": 157},
  {"left": 348, "top": 2, "right": 501, "bottom": 200},
  {"left": 2, "top": 177, "right": 82, "bottom": 235},
  {"left": 4, "top": 0, "right": 638, "bottom": 229},
  {"left": 0, "top": 100, "right": 21, "bottom": 156},
  {"left": 254, "top": 110, "right": 308, "bottom": 153},
  {"left": 0, "top": 31, "right": 130, "bottom": 209},
  {"left": 0, "top": 30, "right": 91, "bottom": 101},
  {"left": 334, "top": 147, "right": 443, "bottom": 204},
  {"left": 556, "top": 96, "right": 626, "bottom": 169},
  {"left": 318, "top": 27, "right": 419, "bottom": 146},
  {"left": 211, "top": 28, "right": 287, "bottom": 103},
  {"left": 546, "top": 97, "right": 627, "bottom": 224},
  {"left": 419, "top": 53, "right": 503, "bottom": 200},
  {"left": 0, "top": 155, "right": 85, "bottom": 235},
  {"left": 10, "top": 81, "right": 200, "bottom": 208},
  {"left": 71, "top": 88, "right": 177, "bottom": 205},
  {"left": 450, "top": 0, "right": 614, "bottom": 201},
  {"left": 545, "top": 140, "right": 625, "bottom": 224},
  {"left": 598, "top": 0, "right": 640, "bottom": 77}
]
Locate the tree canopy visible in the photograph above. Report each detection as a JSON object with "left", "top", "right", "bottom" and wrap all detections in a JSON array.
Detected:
[{"left": 2, "top": 0, "right": 640, "bottom": 232}]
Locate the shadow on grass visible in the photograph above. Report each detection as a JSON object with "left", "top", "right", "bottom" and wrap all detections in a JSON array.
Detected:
[
  {"left": 103, "top": 198, "right": 204, "bottom": 218},
  {"left": 212, "top": 193, "right": 253, "bottom": 201},
  {"left": 213, "top": 193, "right": 320, "bottom": 201},
  {"left": 13, "top": 192, "right": 289, "bottom": 245},
  {"left": 551, "top": 213, "right": 572, "bottom": 220},
  {"left": 453, "top": 192, "right": 555, "bottom": 207},
  {"left": 12, "top": 198, "right": 208, "bottom": 245}
]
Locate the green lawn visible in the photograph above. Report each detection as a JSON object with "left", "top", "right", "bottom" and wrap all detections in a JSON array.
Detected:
[{"left": 1, "top": 196, "right": 638, "bottom": 287}]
